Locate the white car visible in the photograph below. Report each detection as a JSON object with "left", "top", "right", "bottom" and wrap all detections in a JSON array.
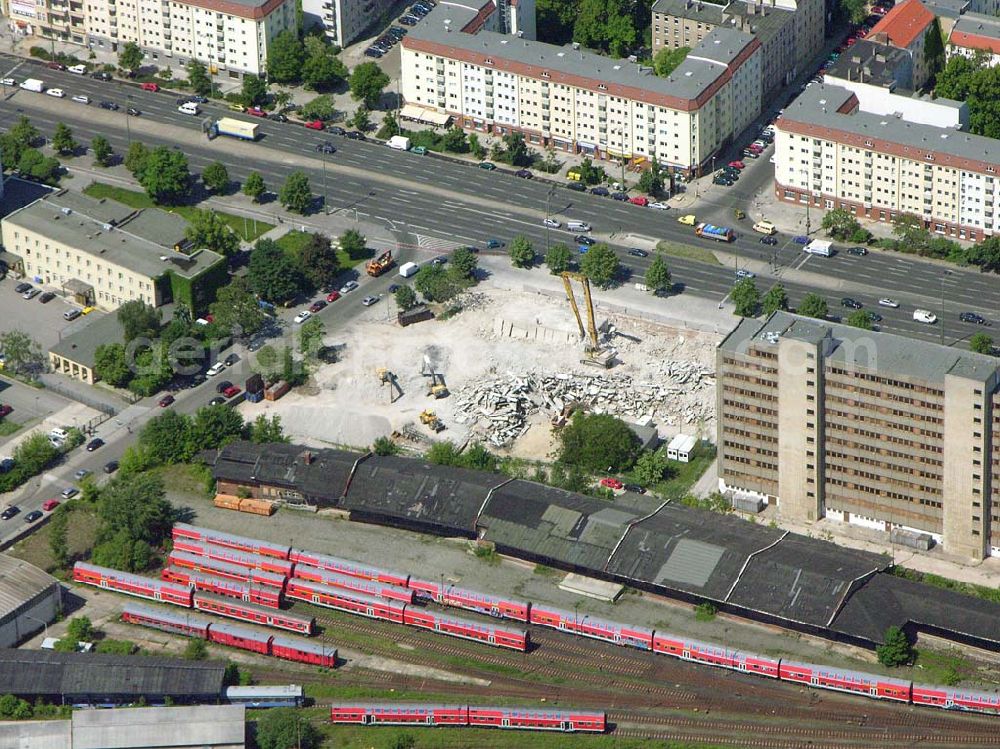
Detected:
[
  {"left": 207, "top": 362, "right": 226, "bottom": 376},
  {"left": 543, "top": 218, "right": 561, "bottom": 229},
  {"left": 648, "top": 202, "right": 670, "bottom": 211},
  {"left": 46, "top": 88, "right": 65, "bottom": 98},
  {"left": 1, "top": 78, "right": 14, "bottom": 86},
  {"left": 68, "top": 64, "right": 87, "bottom": 74},
  {"left": 71, "top": 94, "right": 90, "bottom": 104},
  {"left": 362, "top": 295, "right": 380, "bottom": 307},
  {"left": 913, "top": 309, "right": 937, "bottom": 324},
  {"left": 293, "top": 310, "right": 312, "bottom": 324},
  {"left": 878, "top": 298, "right": 900, "bottom": 308},
  {"left": 735, "top": 269, "right": 755, "bottom": 279},
  {"left": 339, "top": 281, "right": 359, "bottom": 294}
]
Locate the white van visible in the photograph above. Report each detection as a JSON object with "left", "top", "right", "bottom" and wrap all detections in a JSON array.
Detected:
[
  {"left": 567, "top": 221, "right": 591, "bottom": 232},
  {"left": 399, "top": 262, "right": 419, "bottom": 278},
  {"left": 178, "top": 102, "right": 200, "bottom": 115},
  {"left": 49, "top": 427, "right": 69, "bottom": 441},
  {"left": 803, "top": 240, "right": 832, "bottom": 256},
  {"left": 67, "top": 64, "right": 87, "bottom": 75},
  {"left": 752, "top": 220, "right": 776, "bottom": 235}
]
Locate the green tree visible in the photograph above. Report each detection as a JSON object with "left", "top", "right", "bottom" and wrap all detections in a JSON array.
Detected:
[
  {"left": 966, "top": 235, "right": 1000, "bottom": 273},
  {"left": 644, "top": 254, "right": 672, "bottom": 295},
  {"left": 243, "top": 171, "right": 266, "bottom": 203},
  {"left": 414, "top": 263, "right": 460, "bottom": 303},
  {"left": 185, "top": 209, "right": 240, "bottom": 256},
  {"left": 201, "top": 161, "right": 230, "bottom": 193},
  {"left": 351, "top": 106, "right": 371, "bottom": 132},
  {"left": 638, "top": 165, "right": 664, "bottom": 196},
  {"left": 92, "top": 529, "right": 152, "bottom": 572},
  {"left": 12, "top": 433, "right": 59, "bottom": 476},
  {"left": 559, "top": 411, "right": 641, "bottom": 472},
  {"left": 499, "top": 132, "right": 531, "bottom": 166},
  {"left": 970, "top": 332, "right": 994, "bottom": 355},
  {"left": 394, "top": 285, "right": 418, "bottom": 311},
  {"left": 924, "top": 17, "right": 946, "bottom": 83},
  {"left": 139, "top": 146, "right": 191, "bottom": 204},
  {"left": 845, "top": 309, "right": 873, "bottom": 330},
  {"left": 298, "top": 233, "right": 340, "bottom": 289},
  {"left": 51, "top": 122, "right": 77, "bottom": 156},
  {"left": 66, "top": 616, "right": 93, "bottom": 642},
  {"left": 653, "top": 46, "right": 690, "bottom": 77},
  {"left": 468, "top": 133, "right": 485, "bottom": 159},
  {"left": 118, "top": 41, "right": 143, "bottom": 74},
  {"left": 240, "top": 74, "right": 268, "bottom": 107},
  {"left": 0, "top": 115, "right": 40, "bottom": 164},
  {"left": 300, "top": 94, "right": 336, "bottom": 121},
  {"left": 449, "top": 246, "right": 479, "bottom": 281},
  {"left": 349, "top": 61, "right": 390, "bottom": 108},
  {"left": 877, "top": 625, "right": 914, "bottom": 667},
  {"left": 279, "top": 171, "right": 312, "bottom": 214},
  {"left": 48, "top": 506, "right": 69, "bottom": 569},
  {"left": 127, "top": 345, "right": 173, "bottom": 397},
  {"left": 376, "top": 111, "right": 401, "bottom": 139},
  {"left": 117, "top": 300, "right": 161, "bottom": 342},
  {"left": 797, "top": 292, "right": 829, "bottom": 319},
  {"left": 186, "top": 59, "right": 211, "bottom": 96},
  {"left": 96, "top": 472, "right": 174, "bottom": 546},
  {"left": 574, "top": 0, "right": 636, "bottom": 57},
  {"left": 256, "top": 708, "right": 320, "bottom": 749},
  {"left": 372, "top": 436, "right": 401, "bottom": 456},
  {"left": 247, "top": 414, "right": 287, "bottom": 443},
  {"left": 580, "top": 243, "right": 620, "bottom": 287},
  {"left": 302, "top": 36, "right": 348, "bottom": 90},
  {"left": 0, "top": 330, "right": 44, "bottom": 376},
  {"left": 536, "top": 0, "right": 577, "bottom": 44},
  {"left": 761, "top": 284, "right": 789, "bottom": 316},
  {"left": 633, "top": 448, "right": 669, "bottom": 486},
  {"left": 338, "top": 229, "right": 367, "bottom": 260},
  {"left": 139, "top": 409, "right": 193, "bottom": 465},
  {"left": 124, "top": 141, "right": 149, "bottom": 178},
  {"left": 441, "top": 126, "right": 468, "bottom": 153},
  {"left": 248, "top": 239, "right": 303, "bottom": 303},
  {"left": 730, "top": 278, "right": 760, "bottom": 317},
  {"left": 188, "top": 404, "right": 246, "bottom": 452},
  {"left": 91, "top": 135, "right": 113, "bottom": 167},
  {"left": 17, "top": 149, "right": 60, "bottom": 184},
  {"left": 299, "top": 317, "right": 325, "bottom": 354},
  {"left": 840, "top": 0, "right": 868, "bottom": 24},
  {"left": 94, "top": 343, "right": 132, "bottom": 387},
  {"left": 53, "top": 638, "right": 78, "bottom": 653},
  {"left": 427, "top": 440, "right": 461, "bottom": 466},
  {"left": 184, "top": 638, "right": 208, "bottom": 660},
  {"left": 545, "top": 243, "right": 573, "bottom": 275},
  {"left": 509, "top": 235, "right": 534, "bottom": 268},
  {"left": 267, "top": 31, "right": 305, "bottom": 84},
  {"left": 821, "top": 207, "right": 862, "bottom": 241}
]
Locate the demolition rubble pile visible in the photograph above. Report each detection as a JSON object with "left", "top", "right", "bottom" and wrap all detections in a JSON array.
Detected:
[{"left": 453, "top": 362, "right": 715, "bottom": 447}]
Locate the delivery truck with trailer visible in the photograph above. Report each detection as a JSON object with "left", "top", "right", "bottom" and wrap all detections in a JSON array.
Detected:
[{"left": 211, "top": 118, "right": 260, "bottom": 141}]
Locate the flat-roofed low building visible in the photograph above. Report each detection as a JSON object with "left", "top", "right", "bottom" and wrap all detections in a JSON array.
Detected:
[
  {"left": 0, "top": 190, "right": 227, "bottom": 311},
  {"left": 0, "top": 553, "right": 62, "bottom": 648},
  {"left": 717, "top": 311, "right": 1000, "bottom": 560},
  {"left": 48, "top": 312, "right": 126, "bottom": 385}
]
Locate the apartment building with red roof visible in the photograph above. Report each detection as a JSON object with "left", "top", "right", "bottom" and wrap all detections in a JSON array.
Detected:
[{"left": 866, "top": 0, "right": 936, "bottom": 88}]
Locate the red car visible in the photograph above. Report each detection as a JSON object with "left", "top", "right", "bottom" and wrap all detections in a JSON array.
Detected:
[
  {"left": 46, "top": 62, "right": 66, "bottom": 71},
  {"left": 325, "top": 290, "right": 341, "bottom": 303},
  {"left": 222, "top": 385, "right": 241, "bottom": 398},
  {"left": 599, "top": 477, "right": 624, "bottom": 490},
  {"left": 728, "top": 160, "right": 745, "bottom": 170},
  {"left": 42, "top": 499, "right": 60, "bottom": 512},
  {"left": 309, "top": 299, "right": 327, "bottom": 313},
  {"left": 0, "top": 404, "right": 11, "bottom": 418},
  {"left": 158, "top": 394, "right": 175, "bottom": 407},
  {"left": 629, "top": 196, "right": 649, "bottom": 206},
  {"left": 747, "top": 143, "right": 763, "bottom": 153},
  {"left": 140, "top": 82, "right": 159, "bottom": 92},
  {"left": 246, "top": 107, "right": 267, "bottom": 117},
  {"left": 304, "top": 120, "right": 324, "bottom": 130}
]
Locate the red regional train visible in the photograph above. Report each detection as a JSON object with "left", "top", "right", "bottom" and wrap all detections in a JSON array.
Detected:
[
  {"left": 171, "top": 539, "right": 295, "bottom": 577},
  {"left": 292, "top": 563, "right": 415, "bottom": 603},
  {"left": 121, "top": 603, "right": 335, "bottom": 667},
  {"left": 172, "top": 522, "right": 291, "bottom": 559},
  {"left": 162, "top": 567, "right": 282, "bottom": 608},
  {"left": 193, "top": 591, "right": 314, "bottom": 635},
  {"left": 169, "top": 550, "right": 287, "bottom": 589},
  {"left": 74, "top": 562, "right": 193, "bottom": 606},
  {"left": 289, "top": 548, "right": 410, "bottom": 588},
  {"left": 329, "top": 704, "right": 606, "bottom": 732}
]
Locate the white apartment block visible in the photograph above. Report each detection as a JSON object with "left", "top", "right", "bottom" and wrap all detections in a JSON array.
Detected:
[
  {"left": 775, "top": 83, "right": 1000, "bottom": 243},
  {"left": 401, "top": 6, "right": 761, "bottom": 174},
  {"left": 948, "top": 13, "right": 1000, "bottom": 66},
  {"left": 8, "top": 0, "right": 295, "bottom": 78}
]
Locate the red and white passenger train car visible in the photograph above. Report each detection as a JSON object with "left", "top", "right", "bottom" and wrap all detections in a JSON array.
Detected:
[
  {"left": 172, "top": 523, "right": 292, "bottom": 560},
  {"left": 402, "top": 607, "right": 529, "bottom": 651},
  {"left": 193, "top": 592, "right": 314, "bottom": 635},
  {"left": 529, "top": 604, "right": 653, "bottom": 650},
  {"left": 779, "top": 662, "right": 911, "bottom": 702},
  {"left": 74, "top": 562, "right": 193, "bottom": 606},
  {"left": 328, "top": 704, "right": 606, "bottom": 732},
  {"left": 911, "top": 685, "right": 1000, "bottom": 714},
  {"left": 652, "top": 634, "right": 780, "bottom": 678},
  {"left": 467, "top": 706, "right": 607, "bottom": 732},
  {"left": 169, "top": 551, "right": 287, "bottom": 589},
  {"left": 121, "top": 603, "right": 209, "bottom": 638},
  {"left": 292, "top": 564, "right": 414, "bottom": 603},
  {"left": 171, "top": 539, "right": 295, "bottom": 577},
  {"left": 162, "top": 567, "right": 282, "bottom": 609},
  {"left": 285, "top": 579, "right": 407, "bottom": 623},
  {"left": 289, "top": 548, "right": 410, "bottom": 588}
]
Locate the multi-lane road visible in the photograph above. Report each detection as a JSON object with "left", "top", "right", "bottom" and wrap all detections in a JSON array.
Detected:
[{"left": 0, "top": 53, "right": 997, "bottom": 347}]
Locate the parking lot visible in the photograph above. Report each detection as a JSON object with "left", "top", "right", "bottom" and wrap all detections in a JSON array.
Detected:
[{"left": 0, "top": 273, "right": 97, "bottom": 354}]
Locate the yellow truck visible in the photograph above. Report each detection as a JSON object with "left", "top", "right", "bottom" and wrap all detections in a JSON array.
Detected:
[{"left": 677, "top": 214, "right": 697, "bottom": 226}]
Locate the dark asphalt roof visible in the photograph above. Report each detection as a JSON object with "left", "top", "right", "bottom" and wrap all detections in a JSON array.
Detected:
[
  {"left": 342, "top": 455, "right": 502, "bottom": 533},
  {"left": 726, "top": 533, "right": 885, "bottom": 627},
  {"left": 832, "top": 574, "right": 1000, "bottom": 646},
  {"left": 0, "top": 649, "right": 225, "bottom": 697},
  {"left": 478, "top": 481, "right": 642, "bottom": 570},
  {"left": 606, "top": 502, "right": 786, "bottom": 600},
  {"left": 209, "top": 441, "right": 362, "bottom": 503}
]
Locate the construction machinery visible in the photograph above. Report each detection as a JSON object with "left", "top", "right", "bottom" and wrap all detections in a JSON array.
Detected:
[
  {"left": 420, "top": 409, "right": 446, "bottom": 432},
  {"left": 376, "top": 368, "right": 404, "bottom": 403},
  {"left": 421, "top": 355, "right": 449, "bottom": 398},
  {"left": 366, "top": 250, "right": 395, "bottom": 277},
  {"left": 561, "top": 272, "right": 615, "bottom": 368}
]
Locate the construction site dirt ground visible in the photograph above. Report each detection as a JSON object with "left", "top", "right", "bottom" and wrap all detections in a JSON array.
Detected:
[{"left": 236, "top": 287, "right": 719, "bottom": 456}]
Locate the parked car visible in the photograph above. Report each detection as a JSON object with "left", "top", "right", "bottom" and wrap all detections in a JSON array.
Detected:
[
  {"left": 46, "top": 61, "right": 67, "bottom": 70},
  {"left": 960, "top": 311, "right": 988, "bottom": 325},
  {"left": 627, "top": 248, "right": 649, "bottom": 257},
  {"left": 345, "top": 131, "right": 366, "bottom": 140},
  {"left": 623, "top": 484, "right": 646, "bottom": 494},
  {"left": 326, "top": 290, "right": 341, "bottom": 303},
  {"left": 140, "top": 82, "right": 159, "bottom": 91},
  {"left": 590, "top": 186, "right": 610, "bottom": 196},
  {"left": 293, "top": 310, "right": 312, "bottom": 324},
  {"left": 629, "top": 196, "right": 649, "bottom": 206},
  {"left": 327, "top": 125, "right": 347, "bottom": 135},
  {"left": 222, "top": 385, "right": 242, "bottom": 398},
  {"left": 24, "top": 510, "right": 43, "bottom": 523},
  {"left": 878, "top": 298, "right": 900, "bottom": 308},
  {"left": 847, "top": 246, "right": 868, "bottom": 256},
  {"left": 207, "top": 362, "right": 226, "bottom": 376},
  {"left": 599, "top": 477, "right": 623, "bottom": 490},
  {"left": 340, "top": 281, "right": 359, "bottom": 293},
  {"left": 309, "top": 300, "right": 327, "bottom": 313},
  {"left": 1, "top": 506, "right": 19, "bottom": 520},
  {"left": 61, "top": 487, "right": 78, "bottom": 499},
  {"left": 728, "top": 160, "right": 745, "bottom": 170},
  {"left": 14, "top": 282, "right": 31, "bottom": 294},
  {"left": 103, "top": 460, "right": 119, "bottom": 474},
  {"left": 22, "top": 288, "right": 40, "bottom": 300},
  {"left": 543, "top": 218, "right": 561, "bottom": 228},
  {"left": 362, "top": 295, "right": 381, "bottom": 306},
  {"left": 86, "top": 438, "right": 105, "bottom": 451},
  {"left": 611, "top": 192, "right": 629, "bottom": 201},
  {"left": 39, "top": 291, "right": 55, "bottom": 303},
  {"left": 42, "top": 499, "right": 61, "bottom": 512},
  {"left": 158, "top": 394, "right": 175, "bottom": 407},
  {"left": 304, "top": 119, "right": 325, "bottom": 130},
  {"left": 514, "top": 169, "right": 533, "bottom": 179},
  {"left": 566, "top": 182, "right": 586, "bottom": 192},
  {"left": 208, "top": 396, "right": 227, "bottom": 406},
  {"left": 478, "top": 162, "right": 497, "bottom": 170},
  {"left": 649, "top": 202, "right": 670, "bottom": 210},
  {"left": 74, "top": 469, "right": 91, "bottom": 480},
  {"left": 246, "top": 106, "right": 267, "bottom": 117},
  {"left": 91, "top": 71, "right": 113, "bottom": 81}
]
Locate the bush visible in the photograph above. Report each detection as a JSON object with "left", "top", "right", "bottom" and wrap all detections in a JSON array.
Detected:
[
  {"left": 694, "top": 602, "right": 717, "bottom": 621},
  {"left": 558, "top": 412, "right": 640, "bottom": 472}
]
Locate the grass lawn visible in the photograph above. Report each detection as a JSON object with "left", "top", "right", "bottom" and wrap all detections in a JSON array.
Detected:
[
  {"left": 82, "top": 182, "right": 273, "bottom": 242},
  {"left": 913, "top": 648, "right": 972, "bottom": 687},
  {"left": 656, "top": 240, "right": 722, "bottom": 266},
  {"left": 275, "top": 229, "right": 370, "bottom": 270},
  {"left": 7, "top": 503, "right": 99, "bottom": 574},
  {"left": 620, "top": 445, "right": 715, "bottom": 501},
  {"left": 0, "top": 419, "right": 21, "bottom": 437}
]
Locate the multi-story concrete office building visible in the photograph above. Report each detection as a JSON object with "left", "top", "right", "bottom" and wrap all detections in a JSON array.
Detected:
[
  {"left": 774, "top": 83, "right": 1000, "bottom": 242},
  {"left": 401, "top": 4, "right": 761, "bottom": 174},
  {"left": 718, "top": 311, "right": 1000, "bottom": 560},
  {"left": 651, "top": 0, "right": 797, "bottom": 97},
  {"left": 8, "top": 0, "right": 295, "bottom": 79},
  {"left": 0, "top": 190, "right": 225, "bottom": 311}
]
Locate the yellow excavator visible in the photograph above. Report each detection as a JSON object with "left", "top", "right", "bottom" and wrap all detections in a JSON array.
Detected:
[
  {"left": 420, "top": 409, "right": 446, "bottom": 432},
  {"left": 561, "top": 272, "right": 615, "bottom": 368},
  {"left": 376, "top": 367, "right": 404, "bottom": 403}
]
